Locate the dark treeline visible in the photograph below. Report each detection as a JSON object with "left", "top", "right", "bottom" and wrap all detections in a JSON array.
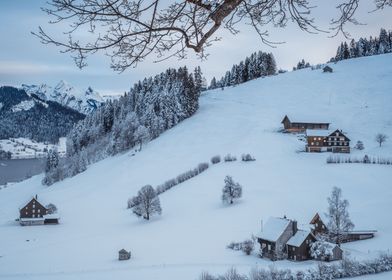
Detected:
[
  {"left": 43, "top": 66, "right": 202, "bottom": 185},
  {"left": 331, "top": 28, "right": 392, "bottom": 62},
  {"left": 208, "top": 51, "right": 277, "bottom": 90},
  {"left": 0, "top": 86, "right": 85, "bottom": 143}
]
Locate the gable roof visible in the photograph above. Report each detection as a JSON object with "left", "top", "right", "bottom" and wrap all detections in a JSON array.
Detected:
[
  {"left": 310, "top": 212, "right": 328, "bottom": 225},
  {"left": 119, "top": 249, "right": 129, "bottom": 254},
  {"left": 281, "top": 115, "right": 330, "bottom": 125},
  {"left": 287, "top": 230, "right": 314, "bottom": 247},
  {"left": 19, "top": 196, "right": 47, "bottom": 210},
  {"left": 327, "top": 129, "right": 350, "bottom": 141},
  {"left": 258, "top": 217, "right": 291, "bottom": 242}
]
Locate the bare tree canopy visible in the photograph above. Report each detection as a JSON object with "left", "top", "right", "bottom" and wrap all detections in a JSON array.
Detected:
[{"left": 33, "top": 0, "right": 391, "bottom": 71}]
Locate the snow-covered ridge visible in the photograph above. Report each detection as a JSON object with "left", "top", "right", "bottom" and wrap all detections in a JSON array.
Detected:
[
  {"left": 11, "top": 100, "right": 35, "bottom": 113},
  {"left": 22, "top": 81, "right": 104, "bottom": 114}
]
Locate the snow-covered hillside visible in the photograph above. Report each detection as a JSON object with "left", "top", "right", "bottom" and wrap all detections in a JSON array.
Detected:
[
  {"left": 0, "top": 54, "right": 392, "bottom": 280},
  {"left": 22, "top": 81, "right": 104, "bottom": 114}
]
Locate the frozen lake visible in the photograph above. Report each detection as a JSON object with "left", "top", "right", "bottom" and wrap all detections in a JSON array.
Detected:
[{"left": 0, "top": 159, "right": 45, "bottom": 185}]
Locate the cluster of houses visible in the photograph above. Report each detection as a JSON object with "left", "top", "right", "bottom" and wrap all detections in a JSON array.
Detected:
[
  {"left": 18, "top": 196, "right": 59, "bottom": 226},
  {"left": 257, "top": 214, "right": 376, "bottom": 262},
  {"left": 281, "top": 115, "right": 351, "bottom": 153}
]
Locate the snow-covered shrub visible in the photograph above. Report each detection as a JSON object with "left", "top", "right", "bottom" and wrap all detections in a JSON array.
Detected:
[
  {"left": 241, "top": 153, "right": 255, "bottom": 161},
  {"left": 211, "top": 155, "right": 221, "bottom": 164},
  {"left": 241, "top": 239, "right": 254, "bottom": 255},
  {"left": 127, "top": 196, "right": 140, "bottom": 208},
  {"left": 132, "top": 185, "right": 162, "bottom": 220},
  {"left": 199, "top": 271, "right": 217, "bottom": 280},
  {"left": 222, "top": 176, "right": 242, "bottom": 204},
  {"left": 223, "top": 268, "right": 247, "bottom": 280},
  {"left": 227, "top": 242, "right": 242, "bottom": 251},
  {"left": 355, "top": 140, "right": 364, "bottom": 150},
  {"left": 45, "top": 203, "right": 58, "bottom": 214},
  {"left": 310, "top": 241, "right": 334, "bottom": 261},
  {"left": 197, "top": 162, "right": 209, "bottom": 173},
  {"left": 224, "top": 154, "right": 237, "bottom": 162}
]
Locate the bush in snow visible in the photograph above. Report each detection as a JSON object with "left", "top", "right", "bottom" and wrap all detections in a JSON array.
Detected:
[
  {"left": 132, "top": 185, "right": 162, "bottom": 220},
  {"left": 211, "top": 155, "right": 221, "bottom": 164},
  {"left": 222, "top": 176, "right": 242, "bottom": 204},
  {"left": 45, "top": 203, "right": 58, "bottom": 214},
  {"left": 355, "top": 140, "right": 364, "bottom": 150},
  {"left": 227, "top": 242, "right": 242, "bottom": 251},
  {"left": 197, "top": 162, "right": 209, "bottom": 173},
  {"left": 201, "top": 253, "right": 392, "bottom": 280},
  {"left": 310, "top": 240, "right": 335, "bottom": 261},
  {"left": 241, "top": 239, "right": 255, "bottom": 255},
  {"left": 241, "top": 153, "right": 255, "bottom": 162},
  {"left": 224, "top": 154, "right": 237, "bottom": 162}
]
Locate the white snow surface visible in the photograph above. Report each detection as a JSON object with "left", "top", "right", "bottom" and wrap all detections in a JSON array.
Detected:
[
  {"left": 22, "top": 81, "right": 104, "bottom": 114},
  {"left": 257, "top": 217, "right": 291, "bottom": 242},
  {"left": 11, "top": 100, "right": 36, "bottom": 112},
  {"left": 1, "top": 54, "right": 392, "bottom": 280}
]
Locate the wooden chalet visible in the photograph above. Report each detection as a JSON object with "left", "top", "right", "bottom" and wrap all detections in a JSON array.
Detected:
[
  {"left": 19, "top": 196, "right": 59, "bottom": 226},
  {"left": 309, "top": 213, "right": 376, "bottom": 243},
  {"left": 257, "top": 217, "right": 298, "bottom": 260},
  {"left": 281, "top": 115, "right": 330, "bottom": 133},
  {"left": 306, "top": 129, "right": 350, "bottom": 153},
  {"left": 118, "top": 249, "right": 131, "bottom": 260},
  {"left": 286, "top": 230, "right": 316, "bottom": 261}
]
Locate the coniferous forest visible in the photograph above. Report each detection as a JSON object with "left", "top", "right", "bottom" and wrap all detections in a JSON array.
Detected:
[{"left": 43, "top": 66, "right": 202, "bottom": 185}]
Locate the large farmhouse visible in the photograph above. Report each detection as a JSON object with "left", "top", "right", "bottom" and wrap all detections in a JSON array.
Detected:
[
  {"left": 19, "top": 196, "right": 59, "bottom": 226},
  {"left": 281, "top": 115, "right": 330, "bottom": 133},
  {"left": 306, "top": 129, "right": 351, "bottom": 153}
]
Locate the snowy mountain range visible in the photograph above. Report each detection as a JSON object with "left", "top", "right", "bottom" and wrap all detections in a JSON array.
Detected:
[
  {"left": 0, "top": 54, "right": 391, "bottom": 280},
  {"left": 22, "top": 80, "right": 104, "bottom": 114}
]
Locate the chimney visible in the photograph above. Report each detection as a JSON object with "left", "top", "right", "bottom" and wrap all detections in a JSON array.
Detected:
[
  {"left": 292, "top": 220, "right": 298, "bottom": 235},
  {"left": 260, "top": 219, "right": 263, "bottom": 232}
]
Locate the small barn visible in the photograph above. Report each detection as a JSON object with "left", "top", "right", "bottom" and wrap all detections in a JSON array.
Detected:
[
  {"left": 281, "top": 115, "right": 330, "bottom": 133},
  {"left": 118, "top": 249, "right": 131, "bottom": 260},
  {"left": 323, "top": 66, "right": 333, "bottom": 73},
  {"left": 286, "top": 230, "right": 316, "bottom": 261},
  {"left": 312, "top": 242, "right": 343, "bottom": 261}
]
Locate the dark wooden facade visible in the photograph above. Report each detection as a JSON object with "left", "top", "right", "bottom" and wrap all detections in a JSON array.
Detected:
[
  {"left": 287, "top": 232, "right": 316, "bottom": 261},
  {"left": 281, "top": 115, "right": 330, "bottom": 133},
  {"left": 323, "top": 66, "right": 333, "bottom": 73},
  {"left": 310, "top": 213, "right": 328, "bottom": 236},
  {"left": 19, "top": 197, "right": 47, "bottom": 219},
  {"left": 118, "top": 249, "right": 131, "bottom": 260},
  {"left": 306, "top": 129, "right": 350, "bottom": 153}
]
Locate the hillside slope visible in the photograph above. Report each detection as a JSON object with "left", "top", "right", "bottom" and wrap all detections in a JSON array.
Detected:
[{"left": 0, "top": 54, "right": 392, "bottom": 280}]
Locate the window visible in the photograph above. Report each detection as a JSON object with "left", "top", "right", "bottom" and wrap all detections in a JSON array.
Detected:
[
  {"left": 318, "top": 137, "right": 321, "bottom": 140},
  {"left": 268, "top": 244, "right": 271, "bottom": 251},
  {"left": 32, "top": 214, "right": 35, "bottom": 218},
  {"left": 292, "top": 247, "right": 295, "bottom": 251},
  {"left": 33, "top": 204, "right": 35, "bottom": 209},
  {"left": 32, "top": 209, "right": 35, "bottom": 213},
  {"left": 38, "top": 209, "right": 40, "bottom": 213},
  {"left": 311, "top": 142, "right": 314, "bottom": 145},
  {"left": 25, "top": 212, "right": 28, "bottom": 215}
]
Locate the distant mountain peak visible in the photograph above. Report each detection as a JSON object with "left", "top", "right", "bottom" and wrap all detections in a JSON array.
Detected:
[{"left": 22, "top": 81, "right": 104, "bottom": 114}]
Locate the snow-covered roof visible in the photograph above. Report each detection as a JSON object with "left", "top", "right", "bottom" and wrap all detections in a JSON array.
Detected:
[
  {"left": 258, "top": 217, "right": 291, "bottom": 242},
  {"left": 287, "top": 230, "right": 312, "bottom": 247},
  {"left": 306, "top": 129, "right": 332, "bottom": 137},
  {"left": 20, "top": 217, "right": 45, "bottom": 222},
  {"left": 283, "top": 114, "right": 330, "bottom": 124},
  {"left": 43, "top": 213, "right": 60, "bottom": 219}
]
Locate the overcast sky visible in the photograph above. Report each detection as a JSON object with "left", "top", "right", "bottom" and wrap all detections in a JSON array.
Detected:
[{"left": 1, "top": 1, "right": 391, "bottom": 95}]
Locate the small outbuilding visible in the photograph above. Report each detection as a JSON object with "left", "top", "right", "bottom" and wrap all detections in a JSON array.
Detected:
[
  {"left": 323, "top": 66, "right": 333, "bottom": 73},
  {"left": 286, "top": 230, "right": 316, "bottom": 261},
  {"left": 118, "top": 249, "right": 131, "bottom": 260}
]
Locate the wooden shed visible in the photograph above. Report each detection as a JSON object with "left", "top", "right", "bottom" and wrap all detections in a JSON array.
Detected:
[
  {"left": 281, "top": 115, "right": 330, "bottom": 133},
  {"left": 118, "top": 249, "right": 131, "bottom": 260},
  {"left": 286, "top": 230, "right": 316, "bottom": 261}
]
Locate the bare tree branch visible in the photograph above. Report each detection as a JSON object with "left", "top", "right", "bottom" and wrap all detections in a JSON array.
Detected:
[{"left": 32, "top": 0, "right": 390, "bottom": 71}]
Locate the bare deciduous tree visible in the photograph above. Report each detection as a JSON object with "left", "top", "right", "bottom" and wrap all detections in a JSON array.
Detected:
[
  {"left": 33, "top": 0, "right": 391, "bottom": 71},
  {"left": 326, "top": 186, "right": 354, "bottom": 245},
  {"left": 375, "top": 133, "right": 388, "bottom": 147}
]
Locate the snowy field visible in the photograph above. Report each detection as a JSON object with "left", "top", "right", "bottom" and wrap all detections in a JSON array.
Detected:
[
  {"left": 0, "top": 137, "right": 66, "bottom": 159},
  {"left": 0, "top": 54, "right": 391, "bottom": 280}
]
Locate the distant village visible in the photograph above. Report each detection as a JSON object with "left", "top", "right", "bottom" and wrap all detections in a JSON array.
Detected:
[{"left": 281, "top": 115, "right": 351, "bottom": 153}]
